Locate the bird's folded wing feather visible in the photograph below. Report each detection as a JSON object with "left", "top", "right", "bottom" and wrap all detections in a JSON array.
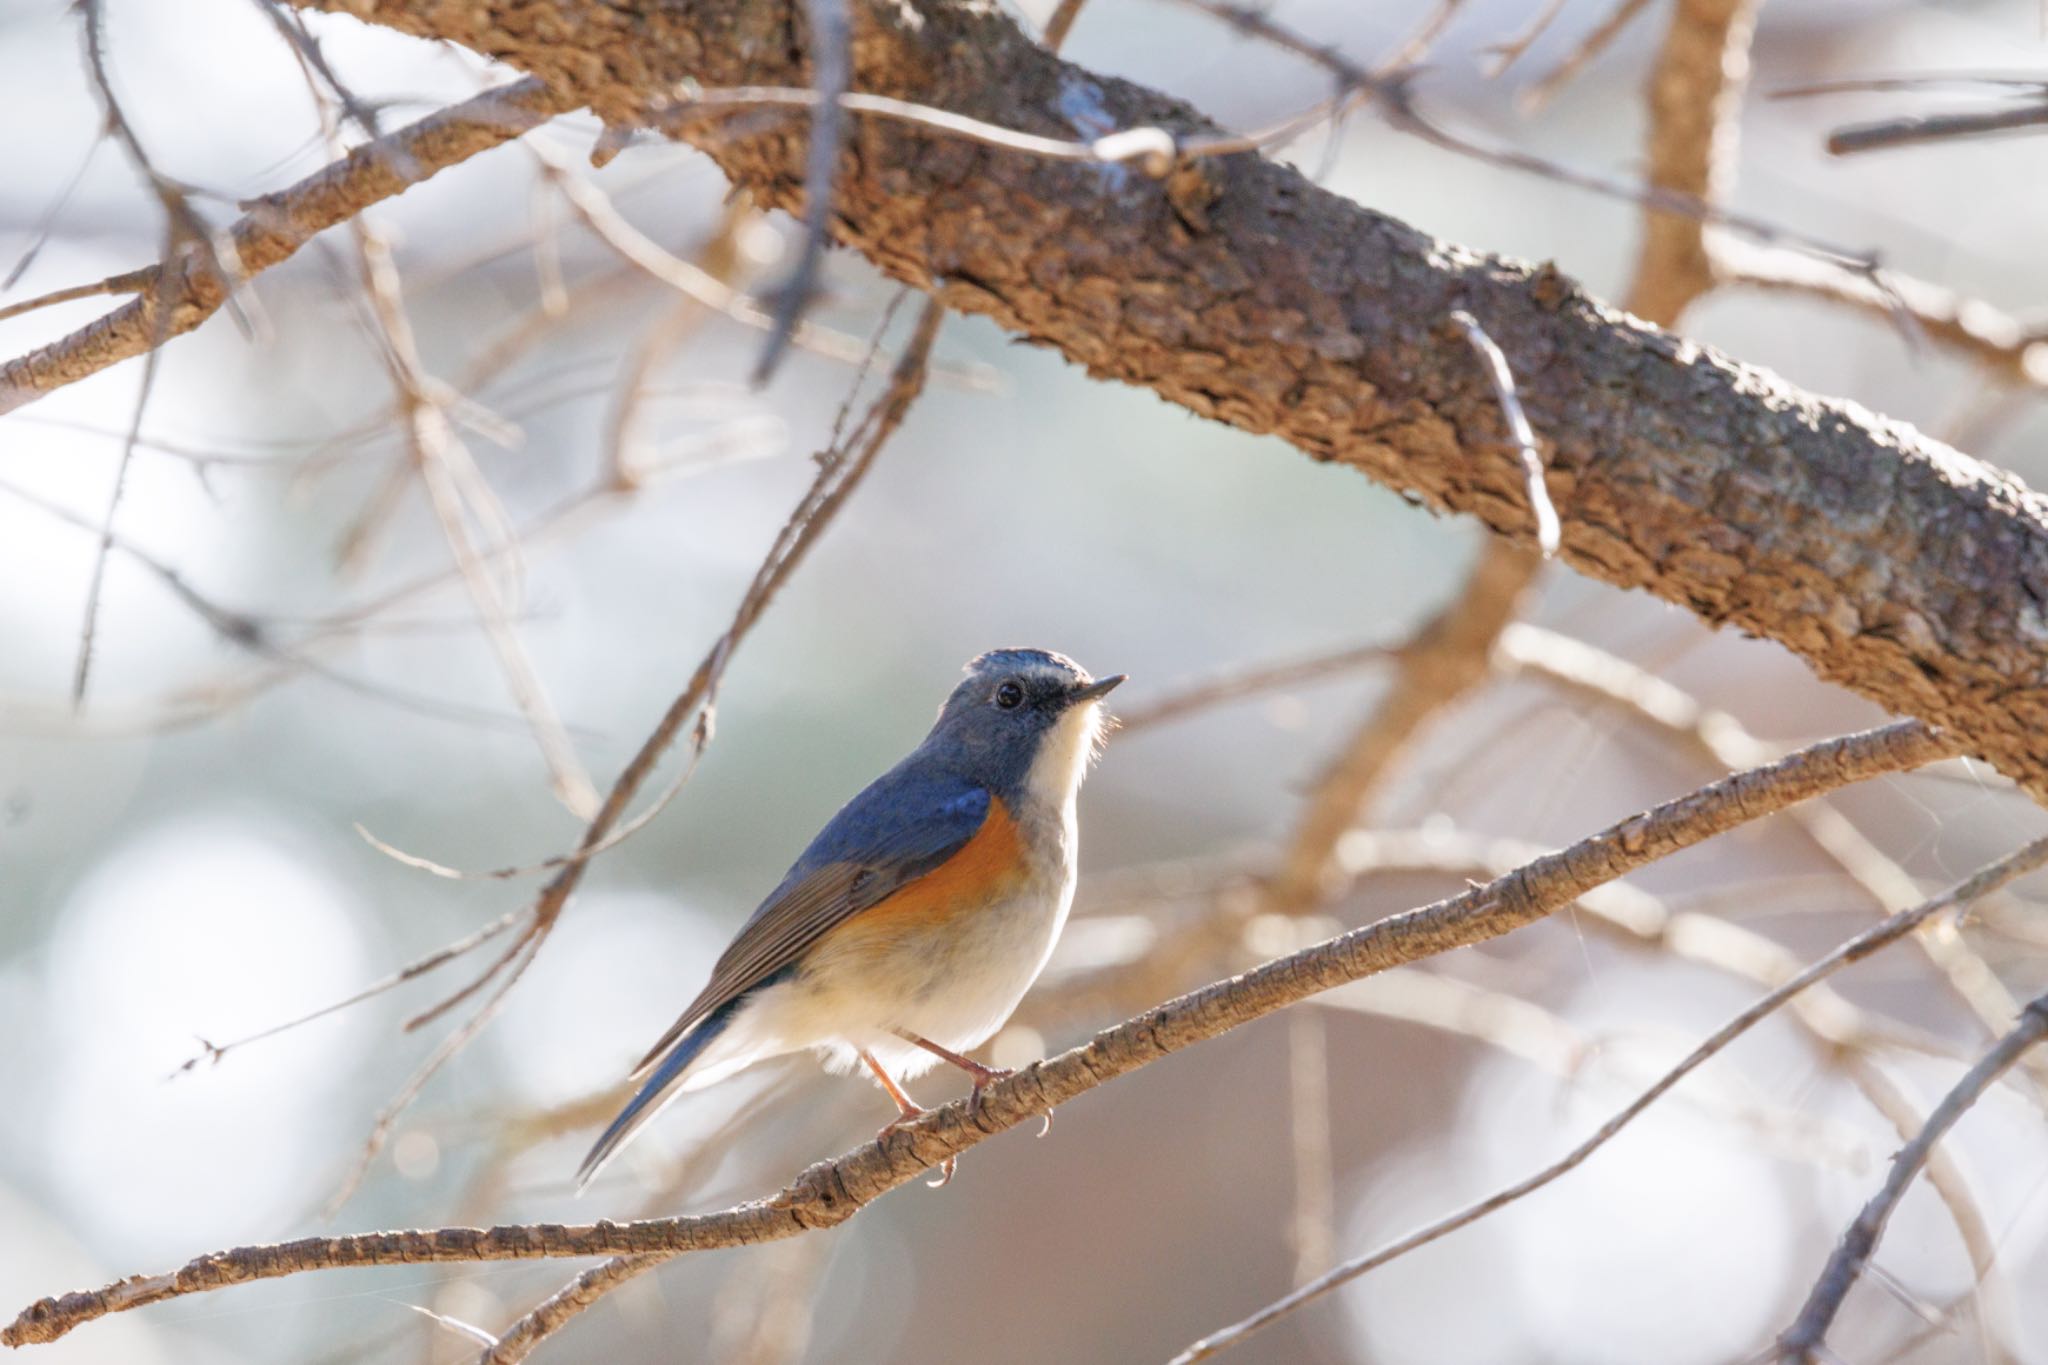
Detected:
[{"left": 629, "top": 772, "right": 992, "bottom": 1078}]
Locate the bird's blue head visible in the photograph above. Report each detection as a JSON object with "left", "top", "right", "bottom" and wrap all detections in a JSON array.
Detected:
[{"left": 924, "top": 648, "right": 1124, "bottom": 805}]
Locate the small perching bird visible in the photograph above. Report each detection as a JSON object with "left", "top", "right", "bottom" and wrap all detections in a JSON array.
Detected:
[{"left": 577, "top": 648, "right": 1124, "bottom": 1189}]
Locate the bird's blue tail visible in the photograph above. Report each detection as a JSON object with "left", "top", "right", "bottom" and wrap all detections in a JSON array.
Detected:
[{"left": 575, "top": 997, "right": 744, "bottom": 1191}]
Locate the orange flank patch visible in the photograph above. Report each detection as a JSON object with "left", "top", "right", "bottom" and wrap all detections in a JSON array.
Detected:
[{"left": 851, "top": 797, "right": 1030, "bottom": 933}]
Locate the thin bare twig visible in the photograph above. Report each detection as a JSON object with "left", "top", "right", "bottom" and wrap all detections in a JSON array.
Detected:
[
  {"left": 1040, "top": 0, "right": 1091, "bottom": 50},
  {"left": 4, "top": 134, "right": 105, "bottom": 289},
  {"left": 0, "top": 266, "right": 155, "bottom": 323},
  {"left": 1827, "top": 102, "right": 2048, "bottom": 156},
  {"left": 1521, "top": 0, "right": 1657, "bottom": 109},
  {"left": 348, "top": 733, "right": 705, "bottom": 882},
  {"left": 167, "top": 909, "right": 526, "bottom": 1076},
  {"left": 1380, "top": 0, "right": 1470, "bottom": 73},
  {"left": 1775, "top": 990, "right": 2048, "bottom": 1361},
  {"left": 1379, "top": 78, "right": 1880, "bottom": 281},
  {"left": 77, "top": 0, "right": 248, "bottom": 313},
  {"left": 1482, "top": 0, "right": 1572, "bottom": 77},
  {"left": 656, "top": 80, "right": 1306, "bottom": 171},
  {"left": 260, "top": 0, "right": 389, "bottom": 145},
  {"left": 1114, "top": 639, "right": 1400, "bottom": 733},
  {"left": 752, "top": 0, "right": 850, "bottom": 384},
  {"left": 0, "top": 474, "right": 259, "bottom": 651},
  {"left": 322, "top": 927, "right": 547, "bottom": 1218},
  {"left": 68, "top": 0, "right": 191, "bottom": 709},
  {"left": 1173, "top": 0, "right": 1875, "bottom": 281},
  {"left": 533, "top": 147, "right": 896, "bottom": 369},
  {"left": 1832, "top": 1052, "right": 2014, "bottom": 1360},
  {"left": 1776, "top": 74, "right": 2048, "bottom": 99},
  {"left": 68, "top": 281, "right": 165, "bottom": 710},
  {"left": 1446, "top": 310, "right": 1559, "bottom": 556},
  {"left": 480, "top": 1256, "right": 664, "bottom": 1365}
]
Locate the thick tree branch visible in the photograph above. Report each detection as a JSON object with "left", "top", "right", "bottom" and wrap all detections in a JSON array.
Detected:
[
  {"left": 0, "top": 76, "right": 579, "bottom": 415},
  {"left": 266, "top": 0, "right": 2048, "bottom": 800},
  {"left": 2, "top": 718, "right": 1954, "bottom": 1348}
]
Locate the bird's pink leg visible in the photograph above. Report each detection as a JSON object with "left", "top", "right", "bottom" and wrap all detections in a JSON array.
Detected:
[
  {"left": 859, "top": 1047, "right": 954, "bottom": 1186},
  {"left": 894, "top": 1030, "right": 1051, "bottom": 1134},
  {"left": 858, "top": 1047, "right": 926, "bottom": 1132}
]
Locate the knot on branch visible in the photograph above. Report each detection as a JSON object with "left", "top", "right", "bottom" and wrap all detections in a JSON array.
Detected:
[{"left": 785, "top": 1156, "right": 862, "bottom": 1229}]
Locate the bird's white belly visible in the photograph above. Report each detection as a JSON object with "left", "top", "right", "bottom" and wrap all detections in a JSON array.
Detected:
[
  {"left": 888, "top": 875, "right": 1073, "bottom": 1049},
  {"left": 786, "top": 869, "right": 1071, "bottom": 1077},
  {"left": 696, "top": 814, "right": 1077, "bottom": 1090}
]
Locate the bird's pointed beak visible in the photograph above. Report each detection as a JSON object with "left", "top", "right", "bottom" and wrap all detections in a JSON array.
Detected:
[{"left": 1068, "top": 674, "right": 1127, "bottom": 705}]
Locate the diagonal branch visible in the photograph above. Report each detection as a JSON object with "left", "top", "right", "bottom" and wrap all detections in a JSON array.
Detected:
[
  {"left": 0, "top": 76, "right": 580, "bottom": 415},
  {"left": 2, "top": 718, "right": 1955, "bottom": 1348},
  {"left": 751, "top": 0, "right": 850, "bottom": 384},
  {"left": 1775, "top": 990, "right": 2048, "bottom": 1361}
]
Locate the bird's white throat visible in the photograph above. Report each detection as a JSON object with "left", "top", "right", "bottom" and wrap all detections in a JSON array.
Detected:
[{"left": 1024, "top": 699, "right": 1108, "bottom": 815}]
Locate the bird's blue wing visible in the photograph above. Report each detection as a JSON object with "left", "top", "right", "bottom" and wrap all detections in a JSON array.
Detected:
[{"left": 627, "top": 765, "right": 991, "bottom": 1077}]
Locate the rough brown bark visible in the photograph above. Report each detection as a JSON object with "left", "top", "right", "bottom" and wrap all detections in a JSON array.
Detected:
[{"left": 277, "top": 0, "right": 2048, "bottom": 801}]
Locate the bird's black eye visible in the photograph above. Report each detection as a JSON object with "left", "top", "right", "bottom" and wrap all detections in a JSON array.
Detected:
[{"left": 995, "top": 681, "right": 1025, "bottom": 709}]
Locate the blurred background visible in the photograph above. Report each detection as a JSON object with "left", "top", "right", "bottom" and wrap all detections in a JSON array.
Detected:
[{"left": 4, "top": 0, "right": 2048, "bottom": 1361}]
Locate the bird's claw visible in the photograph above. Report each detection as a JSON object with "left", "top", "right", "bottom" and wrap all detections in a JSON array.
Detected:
[
  {"left": 877, "top": 1104, "right": 958, "bottom": 1189},
  {"left": 966, "top": 1065, "right": 1015, "bottom": 1121},
  {"left": 877, "top": 1106, "right": 928, "bottom": 1142}
]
